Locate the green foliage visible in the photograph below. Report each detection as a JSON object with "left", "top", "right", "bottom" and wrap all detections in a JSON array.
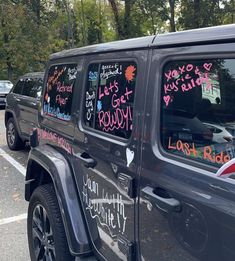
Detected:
[
  {"left": 0, "top": 0, "right": 234, "bottom": 81},
  {"left": 178, "top": 0, "right": 232, "bottom": 30},
  {"left": 135, "top": 0, "right": 170, "bottom": 34}
]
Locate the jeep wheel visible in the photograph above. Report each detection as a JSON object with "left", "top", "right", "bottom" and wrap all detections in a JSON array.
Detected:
[
  {"left": 27, "top": 184, "right": 74, "bottom": 261},
  {"left": 6, "top": 118, "right": 24, "bottom": 150}
]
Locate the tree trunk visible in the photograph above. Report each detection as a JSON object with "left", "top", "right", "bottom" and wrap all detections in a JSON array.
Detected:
[
  {"left": 7, "top": 61, "right": 13, "bottom": 82},
  {"left": 63, "top": 0, "right": 74, "bottom": 48},
  {"left": 97, "top": 0, "right": 103, "bottom": 43},
  {"left": 1, "top": 4, "right": 13, "bottom": 81},
  {"left": 193, "top": 0, "right": 200, "bottom": 28},
  {"left": 28, "top": 0, "right": 41, "bottom": 26},
  {"left": 80, "top": 0, "right": 86, "bottom": 45},
  {"left": 123, "top": 0, "right": 132, "bottom": 38},
  {"left": 108, "top": 0, "right": 123, "bottom": 39},
  {"left": 169, "top": 0, "right": 176, "bottom": 32},
  {"left": 34, "top": 0, "right": 41, "bottom": 26}
]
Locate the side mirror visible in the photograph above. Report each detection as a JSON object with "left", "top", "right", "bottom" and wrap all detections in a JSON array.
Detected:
[{"left": 30, "top": 128, "right": 39, "bottom": 148}]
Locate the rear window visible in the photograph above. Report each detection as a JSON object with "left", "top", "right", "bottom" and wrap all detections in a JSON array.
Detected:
[
  {"left": 43, "top": 64, "right": 77, "bottom": 121},
  {"left": 13, "top": 80, "right": 24, "bottom": 94},
  {"left": 22, "top": 78, "right": 43, "bottom": 98},
  {"left": 161, "top": 59, "right": 235, "bottom": 167},
  {"left": 29, "top": 78, "right": 43, "bottom": 98}
]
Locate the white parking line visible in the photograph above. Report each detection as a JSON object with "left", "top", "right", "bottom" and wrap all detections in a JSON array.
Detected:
[
  {"left": 0, "top": 148, "right": 26, "bottom": 176},
  {"left": 0, "top": 148, "right": 27, "bottom": 225},
  {"left": 0, "top": 213, "right": 27, "bottom": 226}
]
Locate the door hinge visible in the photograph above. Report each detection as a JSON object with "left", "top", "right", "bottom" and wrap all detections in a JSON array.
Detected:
[
  {"left": 118, "top": 173, "right": 137, "bottom": 198},
  {"left": 118, "top": 236, "right": 136, "bottom": 261}
]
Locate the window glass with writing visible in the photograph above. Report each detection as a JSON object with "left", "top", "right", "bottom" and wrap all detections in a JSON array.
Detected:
[
  {"left": 84, "top": 64, "right": 99, "bottom": 127},
  {"left": 96, "top": 62, "right": 137, "bottom": 139},
  {"left": 83, "top": 61, "right": 137, "bottom": 139},
  {"left": 43, "top": 64, "right": 77, "bottom": 121},
  {"left": 161, "top": 59, "right": 235, "bottom": 168}
]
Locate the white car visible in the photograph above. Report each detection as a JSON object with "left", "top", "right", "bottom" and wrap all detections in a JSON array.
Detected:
[
  {"left": 0, "top": 80, "right": 13, "bottom": 107},
  {"left": 203, "top": 122, "right": 234, "bottom": 143}
]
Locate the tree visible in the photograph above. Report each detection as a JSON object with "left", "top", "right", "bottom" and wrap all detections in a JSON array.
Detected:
[
  {"left": 108, "top": 0, "right": 139, "bottom": 39},
  {"left": 1, "top": 0, "right": 234, "bottom": 81},
  {"left": 136, "top": 0, "right": 176, "bottom": 34},
  {"left": 0, "top": 1, "right": 31, "bottom": 80},
  {"left": 0, "top": 0, "right": 53, "bottom": 81},
  {"left": 74, "top": 0, "right": 115, "bottom": 45},
  {"left": 178, "top": 0, "right": 227, "bottom": 30}
]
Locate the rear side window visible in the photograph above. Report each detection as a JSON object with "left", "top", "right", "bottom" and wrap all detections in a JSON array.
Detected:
[
  {"left": 28, "top": 78, "right": 43, "bottom": 98},
  {"left": 43, "top": 64, "right": 77, "bottom": 121},
  {"left": 22, "top": 79, "right": 34, "bottom": 97},
  {"left": 161, "top": 59, "right": 235, "bottom": 167},
  {"left": 22, "top": 78, "right": 42, "bottom": 98},
  {"left": 13, "top": 80, "right": 24, "bottom": 94},
  {"left": 83, "top": 61, "right": 137, "bottom": 139}
]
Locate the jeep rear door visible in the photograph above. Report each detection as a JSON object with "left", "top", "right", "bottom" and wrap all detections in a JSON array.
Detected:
[
  {"left": 72, "top": 50, "right": 148, "bottom": 261},
  {"left": 139, "top": 43, "right": 235, "bottom": 261},
  {"left": 18, "top": 77, "right": 42, "bottom": 136}
]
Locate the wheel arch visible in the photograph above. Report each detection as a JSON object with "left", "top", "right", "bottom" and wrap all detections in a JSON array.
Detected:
[
  {"left": 4, "top": 110, "right": 14, "bottom": 127},
  {"left": 25, "top": 145, "right": 92, "bottom": 256},
  {"left": 5, "top": 110, "right": 25, "bottom": 141}
]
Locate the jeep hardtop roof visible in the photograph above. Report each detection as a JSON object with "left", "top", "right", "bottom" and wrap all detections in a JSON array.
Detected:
[
  {"left": 20, "top": 72, "right": 44, "bottom": 79},
  {"left": 50, "top": 24, "right": 235, "bottom": 60}
]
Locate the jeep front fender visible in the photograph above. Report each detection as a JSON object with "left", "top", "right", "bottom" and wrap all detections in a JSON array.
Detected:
[{"left": 25, "top": 144, "right": 91, "bottom": 256}]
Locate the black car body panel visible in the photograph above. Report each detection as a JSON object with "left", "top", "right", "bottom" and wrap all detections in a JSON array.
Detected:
[
  {"left": 25, "top": 24, "right": 235, "bottom": 261},
  {"left": 26, "top": 145, "right": 92, "bottom": 255}
]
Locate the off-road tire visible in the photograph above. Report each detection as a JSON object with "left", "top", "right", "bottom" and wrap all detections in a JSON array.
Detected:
[{"left": 27, "top": 184, "right": 74, "bottom": 261}]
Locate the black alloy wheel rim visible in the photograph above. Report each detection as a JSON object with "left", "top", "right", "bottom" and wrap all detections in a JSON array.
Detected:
[
  {"left": 32, "top": 204, "right": 56, "bottom": 261},
  {"left": 7, "top": 122, "right": 15, "bottom": 146}
]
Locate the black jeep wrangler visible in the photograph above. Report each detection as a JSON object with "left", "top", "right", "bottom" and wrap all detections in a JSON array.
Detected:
[{"left": 25, "top": 24, "right": 235, "bottom": 261}]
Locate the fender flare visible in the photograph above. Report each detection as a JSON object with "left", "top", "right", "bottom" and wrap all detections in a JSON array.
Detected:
[
  {"left": 5, "top": 109, "right": 26, "bottom": 141},
  {"left": 25, "top": 144, "right": 91, "bottom": 256}
]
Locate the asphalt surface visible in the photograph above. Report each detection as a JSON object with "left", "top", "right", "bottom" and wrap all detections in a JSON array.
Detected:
[{"left": 0, "top": 108, "right": 30, "bottom": 261}]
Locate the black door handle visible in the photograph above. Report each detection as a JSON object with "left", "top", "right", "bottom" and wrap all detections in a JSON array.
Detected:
[
  {"left": 75, "top": 152, "right": 96, "bottom": 168},
  {"left": 141, "top": 186, "right": 181, "bottom": 213}
]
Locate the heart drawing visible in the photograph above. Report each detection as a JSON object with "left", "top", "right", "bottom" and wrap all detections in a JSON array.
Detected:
[
  {"left": 203, "top": 63, "right": 212, "bottom": 71},
  {"left": 126, "top": 148, "right": 134, "bottom": 167},
  {"left": 163, "top": 95, "right": 170, "bottom": 106},
  {"left": 216, "top": 158, "right": 235, "bottom": 178}
]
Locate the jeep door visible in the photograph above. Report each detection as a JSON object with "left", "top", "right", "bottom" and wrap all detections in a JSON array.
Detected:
[
  {"left": 72, "top": 50, "right": 148, "bottom": 261},
  {"left": 18, "top": 77, "right": 42, "bottom": 136},
  {"left": 139, "top": 44, "right": 235, "bottom": 261}
]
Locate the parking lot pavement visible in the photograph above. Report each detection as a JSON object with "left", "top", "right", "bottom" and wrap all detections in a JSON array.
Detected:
[
  {"left": 1, "top": 144, "right": 30, "bottom": 167},
  {"left": 0, "top": 109, "right": 30, "bottom": 261}
]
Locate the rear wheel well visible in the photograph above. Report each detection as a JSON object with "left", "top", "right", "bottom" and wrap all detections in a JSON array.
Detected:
[{"left": 26, "top": 160, "right": 53, "bottom": 200}]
